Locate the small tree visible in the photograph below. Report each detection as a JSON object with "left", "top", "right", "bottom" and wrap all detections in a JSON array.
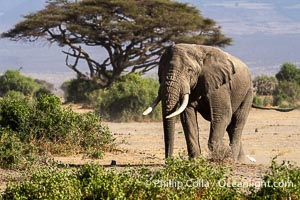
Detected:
[
  {"left": 276, "top": 63, "right": 300, "bottom": 84},
  {"left": 1, "top": 0, "right": 231, "bottom": 88},
  {"left": 274, "top": 63, "right": 300, "bottom": 106}
]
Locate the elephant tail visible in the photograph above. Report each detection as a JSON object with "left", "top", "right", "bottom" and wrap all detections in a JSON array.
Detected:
[{"left": 251, "top": 104, "right": 298, "bottom": 112}]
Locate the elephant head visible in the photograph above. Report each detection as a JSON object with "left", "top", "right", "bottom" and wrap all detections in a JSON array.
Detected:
[{"left": 143, "top": 44, "right": 236, "bottom": 158}]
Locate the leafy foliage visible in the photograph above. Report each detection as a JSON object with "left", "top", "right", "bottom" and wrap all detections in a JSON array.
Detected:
[
  {"left": 61, "top": 78, "right": 101, "bottom": 103},
  {"left": 275, "top": 63, "right": 300, "bottom": 84},
  {"left": 248, "top": 158, "right": 300, "bottom": 199},
  {"left": 253, "top": 63, "right": 300, "bottom": 107},
  {"left": 0, "top": 94, "right": 114, "bottom": 169},
  {"left": 0, "top": 70, "right": 52, "bottom": 97},
  {"left": 2, "top": 0, "right": 231, "bottom": 88},
  {"left": 2, "top": 166, "right": 82, "bottom": 200},
  {"left": 0, "top": 70, "right": 36, "bottom": 96},
  {"left": 274, "top": 63, "right": 300, "bottom": 107},
  {"left": 253, "top": 75, "right": 278, "bottom": 96},
  {"left": 0, "top": 97, "right": 31, "bottom": 135},
  {"left": 252, "top": 95, "right": 264, "bottom": 106},
  {"left": 275, "top": 81, "right": 300, "bottom": 107},
  {"left": 0, "top": 128, "right": 25, "bottom": 169},
  {"left": 92, "top": 73, "right": 161, "bottom": 121},
  {"left": 3, "top": 158, "right": 299, "bottom": 199},
  {"left": 2, "top": 158, "right": 239, "bottom": 199}
]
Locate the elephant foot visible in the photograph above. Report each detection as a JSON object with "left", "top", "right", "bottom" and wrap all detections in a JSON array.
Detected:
[
  {"left": 208, "top": 143, "right": 232, "bottom": 163},
  {"left": 230, "top": 143, "right": 245, "bottom": 163},
  {"left": 188, "top": 153, "right": 201, "bottom": 161}
]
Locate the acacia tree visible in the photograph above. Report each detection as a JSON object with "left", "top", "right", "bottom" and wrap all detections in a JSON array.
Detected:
[{"left": 2, "top": 0, "right": 231, "bottom": 88}]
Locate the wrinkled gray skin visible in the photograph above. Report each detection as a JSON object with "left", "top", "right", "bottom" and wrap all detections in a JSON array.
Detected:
[{"left": 157, "top": 44, "right": 253, "bottom": 161}]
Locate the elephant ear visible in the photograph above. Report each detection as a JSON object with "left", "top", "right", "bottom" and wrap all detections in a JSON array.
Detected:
[{"left": 201, "top": 48, "right": 236, "bottom": 95}]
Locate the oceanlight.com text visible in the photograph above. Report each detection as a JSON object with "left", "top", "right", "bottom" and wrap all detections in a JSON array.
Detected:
[{"left": 146, "top": 179, "right": 294, "bottom": 189}]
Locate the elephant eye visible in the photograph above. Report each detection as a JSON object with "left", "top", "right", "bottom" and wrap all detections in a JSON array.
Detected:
[{"left": 187, "top": 67, "right": 194, "bottom": 76}]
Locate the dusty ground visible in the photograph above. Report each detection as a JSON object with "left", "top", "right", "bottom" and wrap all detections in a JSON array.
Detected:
[
  {"left": 56, "top": 108, "right": 300, "bottom": 167},
  {"left": 1, "top": 108, "right": 299, "bottom": 193}
]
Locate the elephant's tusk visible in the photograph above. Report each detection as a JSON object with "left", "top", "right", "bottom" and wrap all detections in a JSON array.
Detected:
[
  {"left": 143, "top": 107, "right": 153, "bottom": 115},
  {"left": 166, "top": 94, "right": 189, "bottom": 119},
  {"left": 143, "top": 95, "right": 161, "bottom": 115}
]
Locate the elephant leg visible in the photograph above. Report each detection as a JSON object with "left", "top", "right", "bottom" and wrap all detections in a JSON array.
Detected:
[
  {"left": 227, "top": 89, "right": 252, "bottom": 161},
  {"left": 180, "top": 106, "right": 201, "bottom": 159},
  {"left": 207, "top": 90, "right": 232, "bottom": 153}
]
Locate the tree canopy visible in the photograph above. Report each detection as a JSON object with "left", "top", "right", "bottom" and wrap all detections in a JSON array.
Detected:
[
  {"left": 2, "top": 0, "right": 231, "bottom": 88},
  {"left": 276, "top": 63, "right": 300, "bottom": 85}
]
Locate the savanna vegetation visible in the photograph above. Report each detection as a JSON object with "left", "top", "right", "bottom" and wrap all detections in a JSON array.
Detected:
[
  {"left": 0, "top": 70, "right": 114, "bottom": 169},
  {"left": 1, "top": 158, "right": 299, "bottom": 199},
  {"left": 253, "top": 63, "right": 300, "bottom": 108},
  {"left": 1, "top": 0, "right": 299, "bottom": 199}
]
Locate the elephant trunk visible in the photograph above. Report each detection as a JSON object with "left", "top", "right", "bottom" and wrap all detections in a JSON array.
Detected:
[
  {"left": 161, "top": 76, "right": 189, "bottom": 158},
  {"left": 161, "top": 88, "right": 178, "bottom": 158}
]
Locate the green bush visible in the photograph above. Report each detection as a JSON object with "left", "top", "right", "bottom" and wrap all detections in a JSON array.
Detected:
[
  {"left": 92, "top": 73, "right": 161, "bottom": 121},
  {"left": 2, "top": 158, "right": 239, "bottom": 199},
  {"left": 275, "top": 63, "right": 300, "bottom": 85},
  {"left": 0, "top": 128, "right": 25, "bottom": 169},
  {"left": 253, "top": 75, "right": 278, "bottom": 96},
  {"left": 252, "top": 95, "right": 263, "bottom": 106},
  {"left": 275, "top": 80, "right": 300, "bottom": 107},
  {"left": 31, "top": 95, "right": 114, "bottom": 157},
  {"left": 3, "top": 90, "right": 26, "bottom": 101},
  {"left": 0, "top": 97, "right": 31, "bottom": 135},
  {"left": 2, "top": 166, "right": 82, "bottom": 200},
  {"left": 0, "top": 94, "right": 114, "bottom": 168},
  {"left": 61, "top": 78, "right": 101, "bottom": 103},
  {"left": 2, "top": 158, "right": 300, "bottom": 199},
  {"left": 253, "top": 63, "right": 300, "bottom": 107},
  {"left": 0, "top": 70, "right": 51, "bottom": 97},
  {"left": 248, "top": 158, "right": 300, "bottom": 199}
]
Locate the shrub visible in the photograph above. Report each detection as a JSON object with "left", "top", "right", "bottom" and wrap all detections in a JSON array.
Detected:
[
  {"left": 0, "top": 94, "right": 114, "bottom": 168},
  {"left": 92, "top": 73, "right": 161, "bottom": 121},
  {"left": 2, "top": 166, "right": 82, "bottom": 200},
  {"left": 263, "top": 96, "right": 274, "bottom": 107},
  {"left": 29, "top": 94, "right": 115, "bottom": 157},
  {"left": 0, "top": 70, "right": 51, "bottom": 97},
  {"left": 3, "top": 90, "right": 26, "bottom": 101},
  {"left": 248, "top": 158, "right": 300, "bottom": 199},
  {"left": 3, "top": 157, "right": 299, "bottom": 199},
  {"left": 61, "top": 78, "right": 101, "bottom": 103},
  {"left": 0, "top": 97, "right": 31, "bottom": 136},
  {"left": 275, "top": 63, "right": 300, "bottom": 84},
  {"left": 252, "top": 95, "right": 263, "bottom": 106},
  {"left": 2, "top": 158, "right": 240, "bottom": 199},
  {"left": 0, "top": 128, "right": 25, "bottom": 169},
  {"left": 275, "top": 80, "right": 300, "bottom": 107},
  {"left": 253, "top": 75, "right": 278, "bottom": 96}
]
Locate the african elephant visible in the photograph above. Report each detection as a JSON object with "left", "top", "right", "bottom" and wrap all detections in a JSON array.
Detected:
[{"left": 143, "top": 43, "right": 253, "bottom": 161}]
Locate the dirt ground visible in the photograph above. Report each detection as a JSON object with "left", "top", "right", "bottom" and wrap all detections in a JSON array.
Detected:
[
  {"left": 56, "top": 108, "right": 300, "bottom": 167},
  {"left": 54, "top": 108, "right": 300, "bottom": 190},
  {"left": 1, "top": 108, "right": 299, "bottom": 193}
]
